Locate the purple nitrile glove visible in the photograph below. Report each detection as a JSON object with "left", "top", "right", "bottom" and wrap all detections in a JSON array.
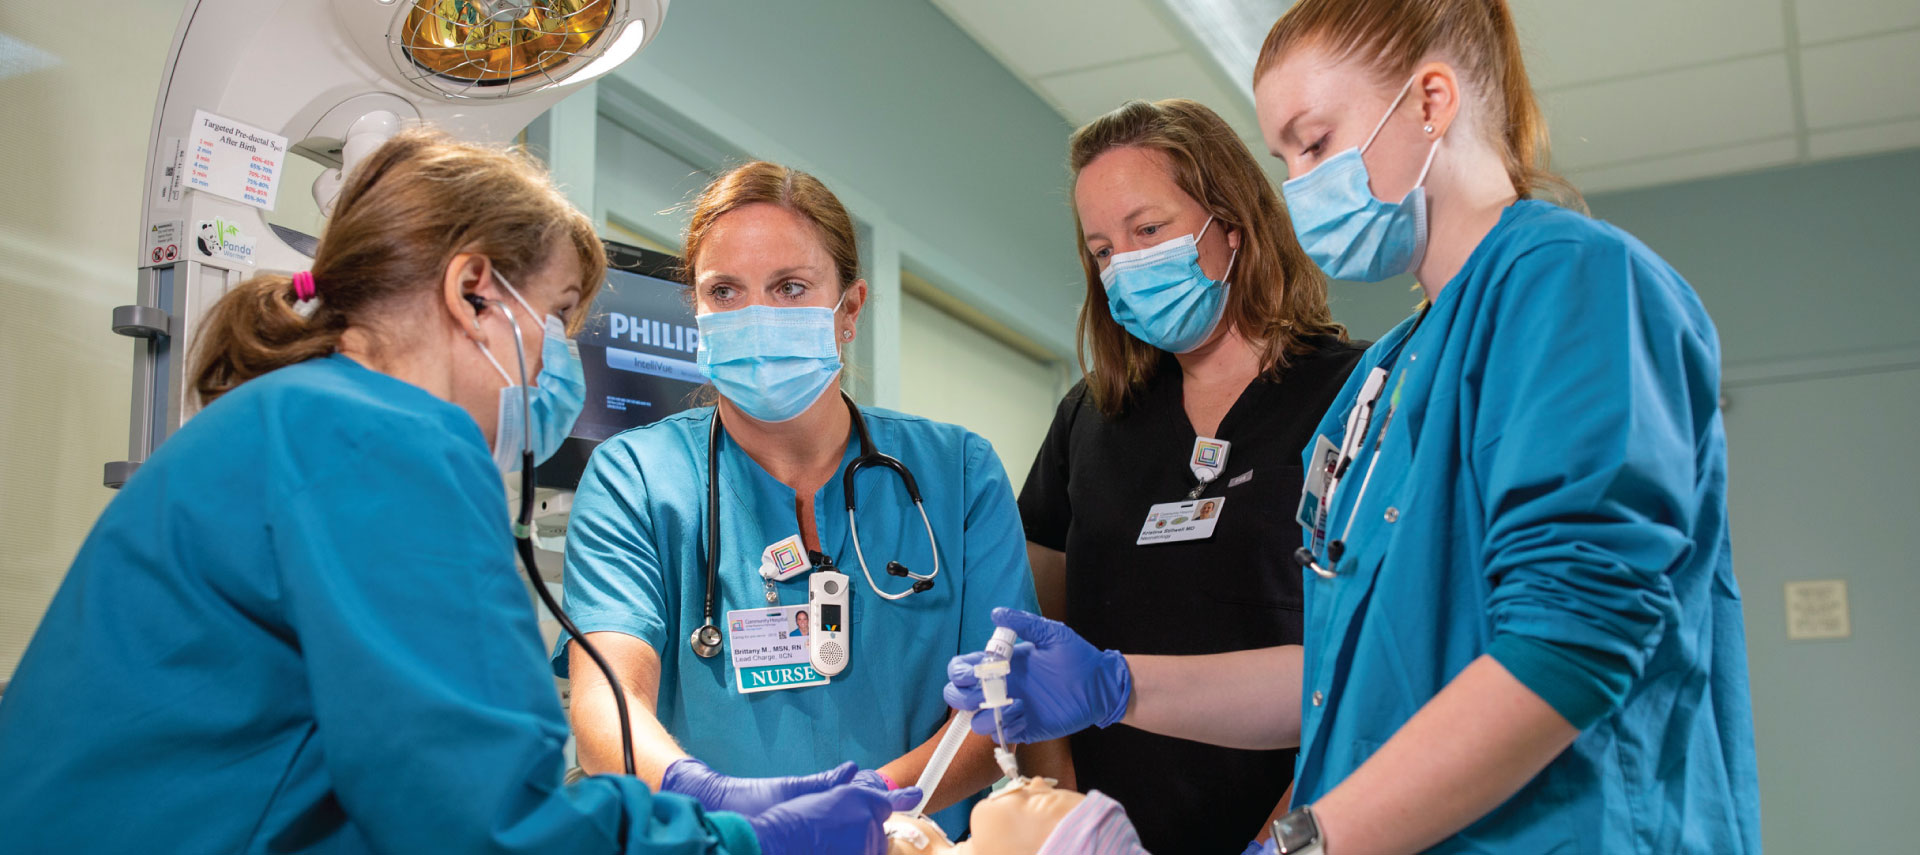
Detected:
[
  {"left": 1241, "top": 837, "right": 1279, "bottom": 855},
  {"left": 661, "top": 757, "right": 860, "bottom": 817},
  {"left": 749, "top": 784, "right": 923, "bottom": 855},
  {"left": 851, "top": 768, "right": 896, "bottom": 794},
  {"left": 941, "top": 608, "right": 1132, "bottom": 743}
]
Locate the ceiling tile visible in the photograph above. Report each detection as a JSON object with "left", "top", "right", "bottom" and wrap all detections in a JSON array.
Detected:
[
  {"left": 1035, "top": 52, "right": 1246, "bottom": 127},
  {"left": 926, "top": 0, "right": 1183, "bottom": 79},
  {"left": 1542, "top": 55, "right": 1795, "bottom": 170},
  {"left": 1794, "top": 0, "right": 1920, "bottom": 45},
  {"left": 1799, "top": 29, "right": 1920, "bottom": 129},
  {"left": 1807, "top": 117, "right": 1920, "bottom": 160},
  {"left": 1571, "top": 137, "right": 1800, "bottom": 195},
  {"left": 1514, "top": 0, "right": 1786, "bottom": 91}
]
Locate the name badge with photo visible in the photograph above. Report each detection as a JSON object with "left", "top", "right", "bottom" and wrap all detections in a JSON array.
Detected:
[
  {"left": 1136, "top": 497, "right": 1227, "bottom": 545},
  {"left": 727, "top": 604, "right": 829, "bottom": 694}
]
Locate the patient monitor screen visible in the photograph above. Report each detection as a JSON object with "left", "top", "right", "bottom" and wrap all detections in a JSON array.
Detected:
[
  {"left": 534, "top": 243, "right": 702, "bottom": 491},
  {"left": 569, "top": 248, "right": 702, "bottom": 442}
]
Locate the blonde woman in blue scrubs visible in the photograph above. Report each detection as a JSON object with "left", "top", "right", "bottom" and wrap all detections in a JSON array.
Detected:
[
  {"left": 947, "top": 1, "right": 1760, "bottom": 853},
  {"left": 557, "top": 162, "right": 1041, "bottom": 841}
]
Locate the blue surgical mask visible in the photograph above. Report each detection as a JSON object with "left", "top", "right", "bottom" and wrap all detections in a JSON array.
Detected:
[
  {"left": 474, "top": 273, "right": 587, "bottom": 473},
  {"left": 1098, "top": 216, "right": 1237, "bottom": 353},
  {"left": 696, "top": 301, "right": 844, "bottom": 423},
  {"left": 1281, "top": 74, "right": 1442, "bottom": 283}
]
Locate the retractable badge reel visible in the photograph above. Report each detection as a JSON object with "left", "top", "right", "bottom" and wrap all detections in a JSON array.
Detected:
[
  {"left": 1188, "top": 436, "right": 1231, "bottom": 499},
  {"left": 759, "top": 534, "right": 810, "bottom": 604}
]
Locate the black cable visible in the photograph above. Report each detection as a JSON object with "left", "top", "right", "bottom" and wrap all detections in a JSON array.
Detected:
[
  {"left": 517, "top": 453, "right": 638, "bottom": 778},
  {"left": 704, "top": 413, "right": 721, "bottom": 642}
]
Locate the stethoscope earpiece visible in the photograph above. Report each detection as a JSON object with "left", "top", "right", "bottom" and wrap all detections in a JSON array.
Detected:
[{"left": 1293, "top": 546, "right": 1339, "bottom": 580}]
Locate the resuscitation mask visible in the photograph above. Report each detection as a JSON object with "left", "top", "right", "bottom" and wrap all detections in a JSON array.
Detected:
[
  {"left": 472, "top": 272, "right": 588, "bottom": 473},
  {"left": 695, "top": 300, "right": 844, "bottom": 423},
  {"left": 1281, "top": 74, "right": 1443, "bottom": 282},
  {"left": 1098, "top": 215, "right": 1237, "bottom": 353}
]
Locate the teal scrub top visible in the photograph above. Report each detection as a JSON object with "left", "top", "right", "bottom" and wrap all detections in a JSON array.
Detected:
[
  {"left": 553, "top": 405, "right": 1039, "bottom": 838},
  {"left": 1295, "top": 201, "right": 1760, "bottom": 853},
  {"left": 0, "top": 354, "right": 757, "bottom": 855}
]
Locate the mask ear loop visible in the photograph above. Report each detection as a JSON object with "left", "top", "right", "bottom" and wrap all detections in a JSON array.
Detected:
[
  {"left": 1412, "top": 134, "right": 1443, "bottom": 189},
  {"left": 1360, "top": 74, "right": 1421, "bottom": 155},
  {"left": 1360, "top": 73, "right": 1445, "bottom": 194},
  {"left": 1196, "top": 215, "right": 1238, "bottom": 285}
]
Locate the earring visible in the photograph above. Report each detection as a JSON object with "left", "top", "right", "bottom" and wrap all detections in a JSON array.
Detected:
[
  {"left": 1423, "top": 124, "right": 1435, "bottom": 134},
  {"left": 842, "top": 330, "right": 853, "bottom": 341}
]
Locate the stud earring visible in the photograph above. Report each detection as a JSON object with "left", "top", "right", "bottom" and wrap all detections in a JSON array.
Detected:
[
  {"left": 1423, "top": 124, "right": 1435, "bottom": 134},
  {"left": 842, "top": 330, "right": 853, "bottom": 341}
]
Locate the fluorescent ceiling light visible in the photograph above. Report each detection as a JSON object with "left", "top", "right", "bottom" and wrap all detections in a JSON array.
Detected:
[
  {"left": 0, "top": 32, "right": 60, "bottom": 80},
  {"left": 1161, "top": 0, "right": 1290, "bottom": 90}
]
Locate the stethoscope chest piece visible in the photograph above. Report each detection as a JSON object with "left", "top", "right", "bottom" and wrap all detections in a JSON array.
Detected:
[{"left": 691, "top": 623, "right": 723, "bottom": 658}]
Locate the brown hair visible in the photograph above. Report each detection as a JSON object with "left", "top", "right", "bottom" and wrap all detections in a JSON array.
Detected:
[
  {"left": 682, "top": 161, "right": 860, "bottom": 290},
  {"left": 191, "top": 127, "right": 607, "bottom": 405},
  {"left": 1070, "top": 99, "right": 1345, "bottom": 416},
  {"left": 1255, "top": 0, "right": 1583, "bottom": 209}
]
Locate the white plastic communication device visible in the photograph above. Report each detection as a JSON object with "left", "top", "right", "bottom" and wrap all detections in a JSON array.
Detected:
[{"left": 809, "top": 569, "right": 852, "bottom": 677}]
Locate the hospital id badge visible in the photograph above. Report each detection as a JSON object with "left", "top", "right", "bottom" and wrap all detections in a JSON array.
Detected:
[
  {"left": 726, "top": 605, "right": 829, "bottom": 694},
  {"left": 1297, "top": 435, "right": 1339, "bottom": 530},
  {"left": 1136, "top": 498, "right": 1226, "bottom": 545}
]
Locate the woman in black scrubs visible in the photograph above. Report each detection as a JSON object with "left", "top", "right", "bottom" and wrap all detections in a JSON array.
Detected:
[{"left": 1020, "top": 99, "right": 1364, "bottom": 854}]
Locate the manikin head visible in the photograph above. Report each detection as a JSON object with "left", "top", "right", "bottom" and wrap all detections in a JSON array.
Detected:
[{"left": 886, "top": 779, "right": 1146, "bottom": 855}]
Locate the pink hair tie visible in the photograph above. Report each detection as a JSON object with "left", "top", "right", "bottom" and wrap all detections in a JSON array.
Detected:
[{"left": 291, "top": 270, "right": 317, "bottom": 302}]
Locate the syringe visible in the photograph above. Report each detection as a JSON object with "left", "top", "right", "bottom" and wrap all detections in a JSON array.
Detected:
[
  {"left": 907, "top": 627, "right": 1021, "bottom": 815},
  {"left": 975, "top": 627, "right": 1020, "bottom": 780}
]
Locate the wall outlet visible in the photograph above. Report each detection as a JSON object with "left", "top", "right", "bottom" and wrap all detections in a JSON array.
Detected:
[{"left": 1784, "top": 579, "right": 1851, "bottom": 641}]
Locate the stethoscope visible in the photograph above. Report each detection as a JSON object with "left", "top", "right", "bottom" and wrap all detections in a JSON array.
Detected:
[
  {"left": 1292, "top": 307, "right": 1428, "bottom": 580},
  {"left": 468, "top": 290, "right": 637, "bottom": 776},
  {"left": 690, "top": 391, "right": 944, "bottom": 658}
]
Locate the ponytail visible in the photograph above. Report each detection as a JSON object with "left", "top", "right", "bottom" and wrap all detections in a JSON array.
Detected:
[
  {"left": 192, "top": 274, "right": 346, "bottom": 404},
  {"left": 1481, "top": 0, "right": 1583, "bottom": 210}
]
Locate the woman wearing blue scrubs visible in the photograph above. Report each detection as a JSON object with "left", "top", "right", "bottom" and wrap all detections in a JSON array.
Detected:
[
  {"left": 556, "top": 162, "right": 1041, "bottom": 840},
  {"left": 946, "top": 1, "right": 1760, "bottom": 853},
  {"left": 0, "top": 131, "right": 899, "bottom": 854}
]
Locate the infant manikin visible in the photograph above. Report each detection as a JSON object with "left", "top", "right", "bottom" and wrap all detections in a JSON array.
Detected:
[{"left": 885, "top": 777, "right": 1149, "bottom": 855}]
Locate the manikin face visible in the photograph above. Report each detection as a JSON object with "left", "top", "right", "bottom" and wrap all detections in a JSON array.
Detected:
[{"left": 885, "top": 778, "right": 1082, "bottom": 855}]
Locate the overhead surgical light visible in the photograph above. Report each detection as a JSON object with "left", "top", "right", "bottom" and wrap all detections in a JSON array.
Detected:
[
  {"left": 108, "top": 0, "right": 671, "bottom": 487},
  {"left": 390, "top": 0, "right": 627, "bottom": 98}
]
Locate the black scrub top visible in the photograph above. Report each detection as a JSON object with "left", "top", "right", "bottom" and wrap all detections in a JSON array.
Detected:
[{"left": 1019, "top": 337, "right": 1365, "bottom": 855}]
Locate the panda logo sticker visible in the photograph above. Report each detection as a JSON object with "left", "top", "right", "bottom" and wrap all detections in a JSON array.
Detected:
[{"left": 196, "top": 217, "right": 256, "bottom": 265}]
